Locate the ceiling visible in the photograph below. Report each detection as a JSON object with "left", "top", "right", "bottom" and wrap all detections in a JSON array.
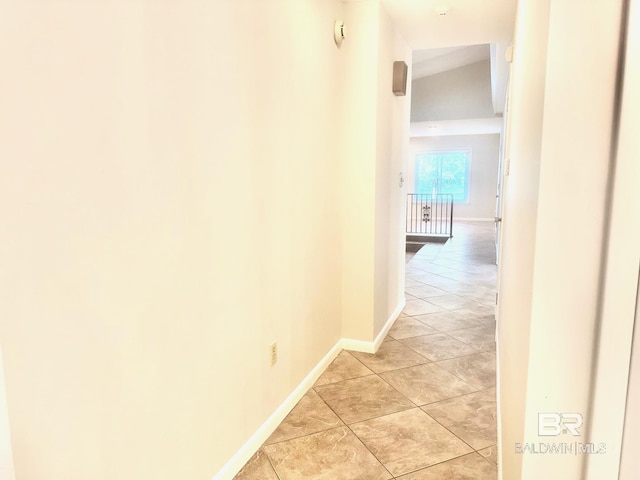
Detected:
[
  {"left": 410, "top": 118, "right": 503, "bottom": 137},
  {"left": 411, "top": 43, "right": 490, "bottom": 79},
  {"left": 376, "top": 0, "right": 516, "bottom": 118},
  {"left": 379, "top": 0, "right": 517, "bottom": 50}
]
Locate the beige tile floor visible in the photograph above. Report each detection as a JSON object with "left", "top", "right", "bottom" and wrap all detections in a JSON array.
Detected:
[{"left": 235, "top": 222, "right": 497, "bottom": 479}]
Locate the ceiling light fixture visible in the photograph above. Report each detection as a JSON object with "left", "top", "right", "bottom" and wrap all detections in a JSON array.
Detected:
[{"left": 434, "top": 5, "right": 449, "bottom": 16}]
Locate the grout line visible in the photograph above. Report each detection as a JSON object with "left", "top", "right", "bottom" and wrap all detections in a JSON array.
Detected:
[
  {"left": 244, "top": 223, "right": 499, "bottom": 478},
  {"left": 311, "top": 376, "right": 397, "bottom": 478},
  {"left": 344, "top": 421, "right": 395, "bottom": 478},
  {"left": 265, "top": 451, "right": 283, "bottom": 480},
  {"left": 420, "top": 409, "right": 481, "bottom": 454},
  {"left": 388, "top": 451, "right": 483, "bottom": 478}
]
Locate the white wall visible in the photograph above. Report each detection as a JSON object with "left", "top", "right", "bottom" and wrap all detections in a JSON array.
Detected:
[
  {"left": 590, "top": 0, "right": 640, "bottom": 475},
  {"left": 373, "top": 6, "right": 412, "bottom": 337},
  {"left": 0, "top": 1, "right": 411, "bottom": 478},
  {"left": 497, "top": 0, "right": 625, "bottom": 479},
  {"left": 408, "top": 134, "right": 499, "bottom": 220},
  {"left": 411, "top": 60, "right": 495, "bottom": 122},
  {"left": 496, "top": 0, "right": 549, "bottom": 477},
  {"left": 617, "top": 5, "right": 640, "bottom": 477},
  {"left": 340, "top": 1, "right": 378, "bottom": 342},
  {"left": 341, "top": 0, "right": 410, "bottom": 343},
  {"left": 619, "top": 284, "right": 640, "bottom": 479},
  {"left": 0, "top": 1, "right": 346, "bottom": 479},
  {"left": 522, "top": 0, "right": 623, "bottom": 476}
]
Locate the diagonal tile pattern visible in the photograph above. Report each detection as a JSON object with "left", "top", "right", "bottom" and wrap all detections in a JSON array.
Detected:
[
  {"left": 350, "top": 408, "right": 472, "bottom": 476},
  {"left": 399, "top": 333, "right": 481, "bottom": 361},
  {"left": 395, "top": 452, "right": 497, "bottom": 480},
  {"left": 265, "top": 390, "right": 343, "bottom": 445},
  {"left": 264, "top": 426, "right": 392, "bottom": 480},
  {"left": 379, "top": 363, "right": 479, "bottom": 406},
  {"left": 422, "top": 389, "right": 497, "bottom": 450},
  {"left": 313, "top": 350, "right": 374, "bottom": 387},
  {"left": 235, "top": 222, "right": 498, "bottom": 479},
  {"left": 315, "top": 375, "right": 414, "bottom": 424},
  {"left": 350, "top": 339, "right": 428, "bottom": 373}
]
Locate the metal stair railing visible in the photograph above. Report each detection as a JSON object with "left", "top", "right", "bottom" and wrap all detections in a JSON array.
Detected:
[{"left": 406, "top": 193, "right": 453, "bottom": 238}]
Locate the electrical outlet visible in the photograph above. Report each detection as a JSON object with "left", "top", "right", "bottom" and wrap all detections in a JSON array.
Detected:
[{"left": 270, "top": 342, "right": 278, "bottom": 366}]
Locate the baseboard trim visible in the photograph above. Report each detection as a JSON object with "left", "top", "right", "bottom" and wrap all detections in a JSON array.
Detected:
[
  {"left": 212, "top": 299, "right": 406, "bottom": 479},
  {"left": 340, "top": 337, "right": 376, "bottom": 353},
  {"left": 212, "top": 340, "right": 343, "bottom": 480},
  {"left": 453, "top": 217, "right": 495, "bottom": 222},
  {"left": 495, "top": 339, "right": 503, "bottom": 480},
  {"left": 374, "top": 299, "right": 405, "bottom": 351},
  {"left": 342, "top": 299, "right": 406, "bottom": 354}
]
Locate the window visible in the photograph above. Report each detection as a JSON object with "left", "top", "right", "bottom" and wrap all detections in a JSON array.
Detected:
[{"left": 414, "top": 150, "right": 470, "bottom": 202}]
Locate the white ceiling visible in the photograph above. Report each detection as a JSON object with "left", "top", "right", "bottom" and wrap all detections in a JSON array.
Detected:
[
  {"left": 412, "top": 44, "right": 490, "bottom": 80},
  {"left": 379, "top": 0, "right": 516, "bottom": 50}
]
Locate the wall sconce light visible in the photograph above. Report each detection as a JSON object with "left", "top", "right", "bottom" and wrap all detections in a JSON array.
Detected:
[{"left": 392, "top": 61, "right": 408, "bottom": 96}]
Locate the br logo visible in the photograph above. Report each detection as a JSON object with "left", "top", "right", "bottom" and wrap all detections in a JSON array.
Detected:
[{"left": 538, "top": 413, "right": 583, "bottom": 436}]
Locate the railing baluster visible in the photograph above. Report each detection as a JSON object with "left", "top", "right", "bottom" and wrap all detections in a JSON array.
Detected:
[
  {"left": 449, "top": 194, "right": 454, "bottom": 237},
  {"left": 406, "top": 193, "right": 454, "bottom": 238}
]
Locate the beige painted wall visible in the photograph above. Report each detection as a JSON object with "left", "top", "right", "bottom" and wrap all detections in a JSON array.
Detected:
[
  {"left": 408, "top": 134, "right": 500, "bottom": 220},
  {"left": 522, "top": 0, "right": 623, "bottom": 477},
  {"left": 340, "top": 0, "right": 378, "bottom": 342},
  {"left": 617, "top": 5, "right": 640, "bottom": 477},
  {"left": 496, "top": 0, "right": 549, "bottom": 477},
  {"left": 0, "top": 1, "right": 347, "bottom": 479},
  {"left": 498, "top": 0, "right": 625, "bottom": 478},
  {"left": 341, "top": 1, "right": 410, "bottom": 342},
  {"left": 373, "top": 5, "right": 412, "bottom": 337},
  {"left": 411, "top": 60, "right": 495, "bottom": 122},
  {"left": 0, "top": 0, "right": 410, "bottom": 478},
  {"left": 589, "top": 0, "right": 640, "bottom": 475},
  {"left": 619, "top": 284, "right": 640, "bottom": 479}
]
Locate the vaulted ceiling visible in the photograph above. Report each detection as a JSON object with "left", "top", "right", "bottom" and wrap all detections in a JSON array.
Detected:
[
  {"left": 411, "top": 43, "right": 490, "bottom": 79},
  {"left": 377, "top": 0, "right": 517, "bottom": 121}
]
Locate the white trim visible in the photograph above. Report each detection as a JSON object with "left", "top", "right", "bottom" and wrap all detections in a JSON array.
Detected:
[
  {"left": 342, "top": 299, "right": 405, "bottom": 354},
  {"left": 373, "top": 299, "right": 405, "bottom": 351},
  {"left": 0, "top": 343, "right": 15, "bottom": 480},
  {"left": 585, "top": 1, "right": 640, "bottom": 475},
  {"left": 212, "top": 299, "right": 406, "bottom": 479},
  {"left": 340, "top": 338, "right": 377, "bottom": 354},
  {"left": 454, "top": 217, "right": 495, "bottom": 222},
  {"left": 212, "top": 341, "right": 343, "bottom": 480},
  {"left": 496, "top": 338, "right": 504, "bottom": 480}
]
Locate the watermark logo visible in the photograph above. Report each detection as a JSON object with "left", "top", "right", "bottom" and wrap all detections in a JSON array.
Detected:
[
  {"left": 515, "top": 442, "right": 606, "bottom": 455},
  {"left": 538, "top": 413, "right": 583, "bottom": 436},
  {"left": 515, "top": 412, "right": 606, "bottom": 455}
]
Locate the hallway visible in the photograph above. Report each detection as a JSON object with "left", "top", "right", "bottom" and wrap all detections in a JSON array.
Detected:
[{"left": 235, "top": 222, "right": 497, "bottom": 479}]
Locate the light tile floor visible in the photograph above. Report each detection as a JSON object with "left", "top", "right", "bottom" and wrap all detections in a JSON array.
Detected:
[{"left": 235, "top": 222, "right": 497, "bottom": 479}]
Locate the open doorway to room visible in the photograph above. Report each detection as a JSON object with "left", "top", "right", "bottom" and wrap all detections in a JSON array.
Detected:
[
  {"left": 395, "top": 43, "right": 509, "bottom": 478},
  {"left": 403, "top": 41, "right": 507, "bottom": 319},
  {"left": 405, "top": 43, "right": 507, "bottom": 260}
]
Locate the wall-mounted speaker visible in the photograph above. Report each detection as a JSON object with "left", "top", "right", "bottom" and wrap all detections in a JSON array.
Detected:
[{"left": 392, "top": 61, "right": 408, "bottom": 96}]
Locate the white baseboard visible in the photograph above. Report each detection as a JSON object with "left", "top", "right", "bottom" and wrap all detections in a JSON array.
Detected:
[
  {"left": 496, "top": 339, "right": 503, "bottom": 480},
  {"left": 213, "top": 299, "right": 406, "bottom": 479},
  {"left": 340, "top": 337, "right": 377, "bottom": 353},
  {"left": 453, "top": 217, "right": 495, "bottom": 222},
  {"left": 341, "top": 299, "right": 405, "bottom": 354},
  {"left": 213, "top": 340, "right": 343, "bottom": 480},
  {"left": 373, "top": 299, "right": 405, "bottom": 351}
]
